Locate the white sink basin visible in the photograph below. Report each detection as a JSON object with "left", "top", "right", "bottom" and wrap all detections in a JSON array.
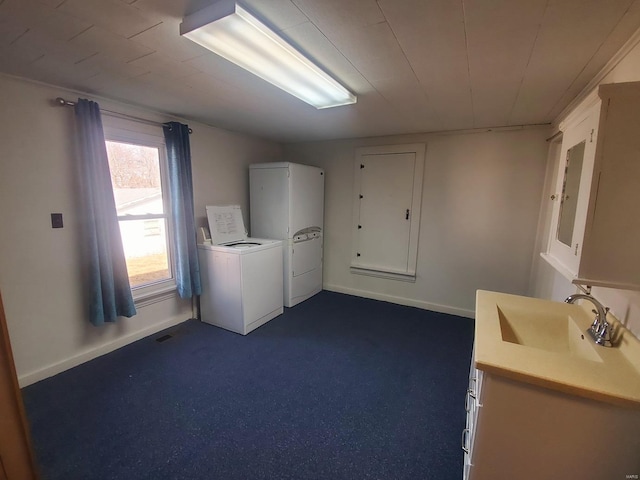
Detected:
[
  {"left": 497, "top": 305, "right": 602, "bottom": 363},
  {"left": 475, "top": 290, "right": 640, "bottom": 408}
]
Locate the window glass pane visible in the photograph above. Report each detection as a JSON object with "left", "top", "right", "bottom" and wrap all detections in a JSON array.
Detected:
[
  {"left": 119, "top": 219, "right": 171, "bottom": 287},
  {"left": 106, "top": 141, "right": 164, "bottom": 215}
]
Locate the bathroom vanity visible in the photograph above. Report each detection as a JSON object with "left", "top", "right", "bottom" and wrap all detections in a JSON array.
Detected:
[{"left": 463, "top": 291, "right": 640, "bottom": 480}]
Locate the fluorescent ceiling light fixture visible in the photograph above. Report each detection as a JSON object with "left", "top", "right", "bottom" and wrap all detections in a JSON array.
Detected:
[{"left": 180, "top": 1, "right": 357, "bottom": 109}]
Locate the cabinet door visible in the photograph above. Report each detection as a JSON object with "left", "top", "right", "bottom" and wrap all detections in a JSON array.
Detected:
[
  {"left": 580, "top": 86, "right": 640, "bottom": 287},
  {"left": 0, "top": 292, "right": 38, "bottom": 479},
  {"left": 350, "top": 144, "right": 425, "bottom": 280},
  {"left": 547, "top": 102, "right": 600, "bottom": 277}
]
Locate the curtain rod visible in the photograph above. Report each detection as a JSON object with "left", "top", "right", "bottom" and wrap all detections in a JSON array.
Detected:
[{"left": 55, "top": 97, "right": 193, "bottom": 134}]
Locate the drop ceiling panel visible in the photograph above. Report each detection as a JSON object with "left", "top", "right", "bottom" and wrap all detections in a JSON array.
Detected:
[
  {"left": 327, "top": 22, "right": 417, "bottom": 86},
  {"left": 1, "top": 0, "right": 91, "bottom": 41},
  {"left": 70, "top": 26, "right": 155, "bottom": 64},
  {"left": 57, "top": 0, "right": 161, "bottom": 38},
  {"left": 242, "top": 0, "right": 310, "bottom": 31},
  {"left": 128, "top": 21, "right": 207, "bottom": 63},
  {"left": 509, "top": 0, "right": 635, "bottom": 124},
  {"left": 464, "top": 0, "right": 548, "bottom": 127},
  {"left": 278, "top": 21, "right": 372, "bottom": 94},
  {"left": 293, "top": 0, "right": 385, "bottom": 33},
  {"left": 544, "top": 0, "right": 640, "bottom": 121},
  {"left": 127, "top": 52, "right": 202, "bottom": 80},
  {"left": 378, "top": 0, "right": 473, "bottom": 131}
]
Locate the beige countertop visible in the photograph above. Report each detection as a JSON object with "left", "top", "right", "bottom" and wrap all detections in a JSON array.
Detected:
[{"left": 475, "top": 290, "right": 640, "bottom": 409}]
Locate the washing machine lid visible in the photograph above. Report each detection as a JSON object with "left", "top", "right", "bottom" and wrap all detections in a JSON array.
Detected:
[{"left": 206, "top": 205, "right": 248, "bottom": 245}]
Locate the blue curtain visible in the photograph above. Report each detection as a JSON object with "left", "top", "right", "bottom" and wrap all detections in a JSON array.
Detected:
[
  {"left": 75, "top": 99, "right": 136, "bottom": 326},
  {"left": 163, "top": 122, "right": 202, "bottom": 298}
]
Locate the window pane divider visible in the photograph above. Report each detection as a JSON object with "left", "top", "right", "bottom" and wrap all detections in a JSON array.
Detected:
[{"left": 117, "top": 213, "right": 167, "bottom": 221}]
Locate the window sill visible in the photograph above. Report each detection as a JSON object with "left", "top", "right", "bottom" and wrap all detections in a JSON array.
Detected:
[
  {"left": 350, "top": 266, "right": 416, "bottom": 283},
  {"left": 132, "top": 281, "right": 177, "bottom": 307}
]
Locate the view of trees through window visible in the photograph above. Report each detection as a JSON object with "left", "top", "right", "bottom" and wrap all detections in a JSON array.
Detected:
[{"left": 105, "top": 140, "right": 171, "bottom": 288}]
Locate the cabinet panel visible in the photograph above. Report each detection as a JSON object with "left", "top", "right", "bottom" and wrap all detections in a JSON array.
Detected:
[
  {"left": 355, "top": 152, "right": 414, "bottom": 272},
  {"left": 580, "top": 88, "right": 640, "bottom": 287},
  {"left": 350, "top": 144, "right": 425, "bottom": 280},
  {"left": 546, "top": 101, "right": 599, "bottom": 276},
  {"left": 466, "top": 370, "right": 640, "bottom": 480},
  {"left": 542, "top": 81, "right": 640, "bottom": 290}
]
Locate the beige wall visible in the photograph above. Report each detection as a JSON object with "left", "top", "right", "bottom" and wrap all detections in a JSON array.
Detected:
[
  {"left": 0, "top": 74, "right": 281, "bottom": 385},
  {"left": 530, "top": 37, "right": 640, "bottom": 338},
  {"left": 284, "top": 127, "right": 550, "bottom": 317}
]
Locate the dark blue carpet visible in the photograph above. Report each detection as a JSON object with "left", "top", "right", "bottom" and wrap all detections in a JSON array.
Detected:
[{"left": 22, "top": 291, "right": 474, "bottom": 480}]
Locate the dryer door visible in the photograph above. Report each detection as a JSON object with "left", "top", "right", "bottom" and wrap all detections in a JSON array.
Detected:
[{"left": 292, "top": 234, "right": 322, "bottom": 277}]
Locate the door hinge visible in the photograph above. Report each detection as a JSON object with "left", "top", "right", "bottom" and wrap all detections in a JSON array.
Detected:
[
  {"left": 590, "top": 129, "right": 594, "bottom": 143},
  {"left": 574, "top": 243, "right": 579, "bottom": 256},
  {"left": 405, "top": 209, "right": 410, "bottom": 220}
]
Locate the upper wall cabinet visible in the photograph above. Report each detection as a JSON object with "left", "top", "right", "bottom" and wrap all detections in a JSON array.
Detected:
[
  {"left": 542, "top": 82, "right": 640, "bottom": 291},
  {"left": 351, "top": 144, "right": 425, "bottom": 281}
]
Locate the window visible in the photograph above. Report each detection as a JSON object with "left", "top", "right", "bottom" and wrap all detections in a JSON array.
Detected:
[{"left": 103, "top": 126, "right": 174, "bottom": 298}]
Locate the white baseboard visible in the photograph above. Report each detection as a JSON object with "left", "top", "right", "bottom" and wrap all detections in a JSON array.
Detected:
[
  {"left": 18, "top": 316, "right": 190, "bottom": 387},
  {"left": 324, "top": 284, "right": 475, "bottom": 319}
]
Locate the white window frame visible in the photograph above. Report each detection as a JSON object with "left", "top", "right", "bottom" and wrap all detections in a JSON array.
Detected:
[{"left": 103, "top": 123, "right": 177, "bottom": 305}]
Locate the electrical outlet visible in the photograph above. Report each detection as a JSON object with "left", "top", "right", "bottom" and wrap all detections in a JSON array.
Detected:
[{"left": 51, "top": 213, "right": 63, "bottom": 228}]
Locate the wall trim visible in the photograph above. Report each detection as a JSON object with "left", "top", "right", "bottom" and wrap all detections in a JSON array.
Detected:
[
  {"left": 18, "top": 316, "right": 190, "bottom": 388},
  {"left": 324, "top": 284, "right": 475, "bottom": 319}
]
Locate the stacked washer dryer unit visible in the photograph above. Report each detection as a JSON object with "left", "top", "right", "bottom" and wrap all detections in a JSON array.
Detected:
[
  {"left": 249, "top": 162, "right": 324, "bottom": 307},
  {"left": 198, "top": 205, "right": 283, "bottom": 335}
]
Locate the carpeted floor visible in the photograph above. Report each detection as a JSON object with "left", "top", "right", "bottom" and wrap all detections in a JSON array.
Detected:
[{"left": 22, "top": 291, "right": 475, "bottom": 480}]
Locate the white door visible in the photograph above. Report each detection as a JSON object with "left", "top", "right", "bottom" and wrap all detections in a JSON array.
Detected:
[
  {"left": 352, "top": 150, "right": 420, "bottom": 276},
  {"left": 289, "top": 163, "right": 324, "bottom": 235},
  {"left": 292, "top": 236, "right": 322, "bottom": 277},
  {"left": 249, "top": 166, "right": 289, "bottom": 239}
]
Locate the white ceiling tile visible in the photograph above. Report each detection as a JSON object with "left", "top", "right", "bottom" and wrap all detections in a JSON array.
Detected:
[
  {"left": 130, "top": 0, "right": 190, "bottom": 19},
  {"left": 378, "top": 0, "right": 473, "bottom": 132},
  {"left": 326, "top": 21, "right": 417, "bottom": 86},
  {"left": 0, "top": 40, "right": 45, "bottom": 65},
  {"left": 464, "top": 0, "right": 549, "bottom": 127},
  {"left": 8, "top": 28, "right": 88, "bottom": 64},
  {"left": 57, "top": 0, "right": 161, "bottom": 38},
  {"left": 242, "top": 0, "right": 310, "bottom": 31},
  {"left": 126, "top": 52, "right": 202, "bottom": 80},
  {"left": 73, "top": 52, "right": 150, "bottom": 79},
  {"left": 0, "top": 0, "right": 92, "bottom": 41},
  {"left": 293, "top": 0, "right": 385, "bottom": 33},
  {"left": 70, "top": 25, "right": 155, "bottom": 63},
  {"left": 279, "top": 21, "right": 372, "bottom": 93},
  {"left": 128, "top": 20, "right": 206, "bottom": 62},
  {"left": 510, "top": 0, "right": 637, "bottom": 123},
  {"left": 0, "top": 19, "right": 28, "bottom": 46},
  {"left": 36, "top": 0, "right": 66, "bottom": 7}
]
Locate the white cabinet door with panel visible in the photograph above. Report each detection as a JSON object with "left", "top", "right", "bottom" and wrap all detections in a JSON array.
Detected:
[
  {"left": 544, "top": 100, "right": 600, "bottom": 277},
  {"left": 463, "top": 354, "right": 640, "bottom": 480},
  {"left": 350, "top": 144, "right": 425, "bottom": 281},
  {"left": 542, "top": 81, "right": 640, "bottom": 291}
]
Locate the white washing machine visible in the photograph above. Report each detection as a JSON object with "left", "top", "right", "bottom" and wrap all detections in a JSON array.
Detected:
[{"left": 198, "top": 205, "right": 283, "bottom": 335}]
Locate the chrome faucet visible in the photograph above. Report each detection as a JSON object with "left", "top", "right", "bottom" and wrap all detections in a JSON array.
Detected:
[{"left": 565, "top": 294, "right": 612, "bottom": 347}]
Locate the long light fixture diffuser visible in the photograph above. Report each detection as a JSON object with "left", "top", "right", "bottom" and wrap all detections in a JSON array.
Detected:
[{"left": 180, "top": 0, "right": 356, "bottom": 109}]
